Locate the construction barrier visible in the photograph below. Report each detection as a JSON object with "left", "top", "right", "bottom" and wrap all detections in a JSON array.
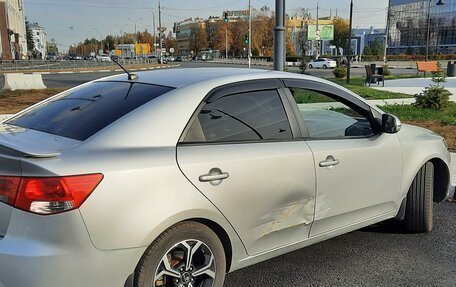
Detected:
[{"left": 3, "top": 73, "right": 47, "bottom": 91}]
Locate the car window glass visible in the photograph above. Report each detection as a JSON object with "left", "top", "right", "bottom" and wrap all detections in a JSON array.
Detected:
[
  {"left": 184, "top": 90, "right": 292, "bottom": 143},
  {"left": 7, "top": 82, "right": 173, "bottom": 141},
  {"left": 289, "top": 88, "right": 374, "bottom": 139}
]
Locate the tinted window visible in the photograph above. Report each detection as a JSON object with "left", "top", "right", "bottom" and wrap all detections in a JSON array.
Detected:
[
  {"left": 290, "top": 88, "right": 374, "bottom": 139},
  {"left": 7, "top": 82, "right": 173, "bottom": 141},
  {"left": 184, "top": 90, "right": 292, "bottom": 143}
]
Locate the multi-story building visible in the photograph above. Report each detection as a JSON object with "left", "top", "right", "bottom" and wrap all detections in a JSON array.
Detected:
[
  {"left": 387, "top": 0, "right": 456, "bottom": 54},
  {"left": 29, "top": 22, "right": 47, "bottom": 59},
  {"left": 0, "top": 0, "right": 27, "bottom": 60},
  {"left": 352, "top": 27, "right": 386, "bottom": 56}
]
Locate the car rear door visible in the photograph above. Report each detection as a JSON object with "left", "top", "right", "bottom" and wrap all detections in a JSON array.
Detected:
[
  {"left": 176, "top": 80, "right": 316, "bottom": 256},
  {"left": 283, "top": 79, "right": 403, "bottom": 237}
]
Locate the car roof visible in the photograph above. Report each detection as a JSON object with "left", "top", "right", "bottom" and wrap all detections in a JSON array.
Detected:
[{"left": 96, "top": 68, "right": 289, "bottom": 88}]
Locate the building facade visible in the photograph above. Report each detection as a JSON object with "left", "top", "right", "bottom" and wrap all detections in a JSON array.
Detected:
[
  {"left": 0, "top": 0, "right": 27, "bottom": 60},
  {"left": 388, "top": 0, "right": 456, "bottom": 54},
  {"left": 29, "top": 22, "right": 47, "bottom": 59}
]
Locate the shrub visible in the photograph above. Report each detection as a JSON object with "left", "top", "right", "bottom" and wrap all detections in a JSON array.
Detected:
[
  {"left": 333, "top": 66, "right": 346, "bottom": 79},
  {"left": 413, "top": 62, "right": 451, "bottom": 111},
  {"left": 414, "top": 86, "right": 451, "bottom": 110},
  {"left": 441, "top": 115, "right": 456, "bottom": 126},
  {"left": 383, "top": 65, "right": 392, "bottom": 76}
]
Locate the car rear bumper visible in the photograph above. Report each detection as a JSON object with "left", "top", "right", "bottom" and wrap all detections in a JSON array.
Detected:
[{"left": 0, "top": 208, "right": 144, "bottom": 287}]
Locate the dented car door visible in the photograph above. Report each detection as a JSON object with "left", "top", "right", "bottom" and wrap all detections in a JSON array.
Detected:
[{"left": 176, "top": 82, "right": 316, "bottom": 255}]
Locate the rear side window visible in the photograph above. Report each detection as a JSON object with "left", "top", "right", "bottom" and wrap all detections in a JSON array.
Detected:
[
  {"left": 7, "top": 82, "right": 173, "bottom": 141},
  {"left": 183, "top": 90, "right": 292, "bottom": 143}
]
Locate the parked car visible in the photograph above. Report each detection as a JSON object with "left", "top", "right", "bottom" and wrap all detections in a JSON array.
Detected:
[
  {"left": 175, "top": 56, "right": 183, "bottom": 62},
  {"left": 68, "top": 54, "right": 83, "bottom": 60},
  {"left": 308, "top": 58, "right": 337, "bottom": 69},
  {"left": 0, "top": 69, "right": 452, "bottom": 287},
  {"left": 96, "top": 54, "right": 111, "bottom": 62},
  {"left": 46, "top": 53, "right": 58, "bottom": 61}
]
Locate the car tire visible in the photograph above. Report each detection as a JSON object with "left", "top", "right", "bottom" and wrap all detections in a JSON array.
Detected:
[
  {"left": 323, "top": 64, "right": 328, "bottom": 69},
  {"left": 134, "top": 221, "right": 226, "bottom": 287},
  {"left": 404, "top": 162, "right": 434, "bottom": 233},
  {"left": 309, "top": 64, "right": 313, "bottom": 69}
]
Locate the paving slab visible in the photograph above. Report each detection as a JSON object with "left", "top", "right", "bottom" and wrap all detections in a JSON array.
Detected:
[{"left": 373, "top": 77, "right": 456, "bottom": 100}]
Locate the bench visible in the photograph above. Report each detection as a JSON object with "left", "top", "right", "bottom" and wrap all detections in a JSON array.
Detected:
[{"left": 416, "top": 61, "right": 439, "bottom": 77}]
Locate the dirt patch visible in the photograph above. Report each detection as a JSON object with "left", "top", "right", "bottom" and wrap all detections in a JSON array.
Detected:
[
  {"left": 405, "top": 120, "right": 456, "bottom": 152},
  {"left": 0, "top": 89, "right": 64, "bottom": 114}
]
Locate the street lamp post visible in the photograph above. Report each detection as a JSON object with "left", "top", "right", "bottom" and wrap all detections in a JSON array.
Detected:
[
  {"left": 425, "top": 0, "right": 445, "bottom": 62},
  {"left": 273, "top": 0, "right": 285, "bottom": 71},
  {"left": 346, "top": 0, "right": 353, "bottom": 84},
  {"left": 248, "top": 0, "right": 252, "bottom": 68}
]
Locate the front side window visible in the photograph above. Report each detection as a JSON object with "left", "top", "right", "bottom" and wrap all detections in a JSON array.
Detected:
[
  {"left": 290, "top": 88, "right": 374, "bottom": 139},
  {"left": 184, "top": 90, "right": 292, "bottom": 143}
]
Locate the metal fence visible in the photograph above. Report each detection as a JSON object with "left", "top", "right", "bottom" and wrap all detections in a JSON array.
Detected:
[{"left": 0, "top": 58, "right": 158, "bottom": 72}]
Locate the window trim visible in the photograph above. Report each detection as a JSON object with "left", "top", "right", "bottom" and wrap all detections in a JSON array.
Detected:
[
  {"left": 281, "top": 79, "right": 382, "bottom": 140},
  {"left": 178, "top": 79, "right": 300, "bottom": 145}
]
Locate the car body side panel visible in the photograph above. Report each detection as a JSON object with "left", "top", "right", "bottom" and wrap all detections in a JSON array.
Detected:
[
  {"left": 20, "top": 147, "right": 246, "bottom": 266},
  {"left": 177, "top": 141, "right": 316, "bottom": 256},
  {"left": 396, "top": 124, "right": 451, "bottom": 200}
]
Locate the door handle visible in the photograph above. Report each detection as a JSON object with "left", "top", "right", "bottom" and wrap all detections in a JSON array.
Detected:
[
  {"left": 199, "top": 168, "right": 229, "bottom": 186},
  {"left": 319, "top": 156, "right": 340, "bottom": 168}
]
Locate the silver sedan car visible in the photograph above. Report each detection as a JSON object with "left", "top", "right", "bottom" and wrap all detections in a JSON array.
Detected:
[{"left": 0, "top": 69, "right": 452, "bottom": 287}]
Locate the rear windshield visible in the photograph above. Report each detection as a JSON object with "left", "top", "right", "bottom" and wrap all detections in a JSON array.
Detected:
[{"left": 7, "top": 81, "right": 173, "bottom": 141}]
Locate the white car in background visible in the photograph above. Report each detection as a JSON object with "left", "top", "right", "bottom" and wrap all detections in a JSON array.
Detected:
[
  {"left": 96, "top": 54, "right": 112, "bottom": 62},
  {"left": 308, "top": 58, "right": 337, "bottom": 69}
]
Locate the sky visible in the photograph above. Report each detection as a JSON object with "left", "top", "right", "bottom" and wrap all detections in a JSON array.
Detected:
[{"left": 24, "top": 0, "right": 389, "bottom": 51}]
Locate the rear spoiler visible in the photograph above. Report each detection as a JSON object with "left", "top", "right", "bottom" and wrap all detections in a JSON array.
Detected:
[{"left": 0, "top": 140, "right": 61, "bottom": 158}]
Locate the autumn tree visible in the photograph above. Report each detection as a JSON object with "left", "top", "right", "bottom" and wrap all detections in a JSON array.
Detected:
[
  {"left": 213, "top": 22, "right": 232, "bottom": 56},
  {"left": 252, "top": 9, "right": 274, "bottom": 56},
  {"left": 190, "top": 24, "right": 208, "bottom": 54},
  {"left": 230, "top": 20, "right": 248, "bottom": 57},
  {"left": 330, "top": 17, "right": 350, "bottom": 55}
]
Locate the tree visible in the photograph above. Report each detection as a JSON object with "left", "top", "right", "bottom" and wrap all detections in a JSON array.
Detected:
[
  {"left": 330, "top": 17, "right": 350, "bottom": 55},
  {"left": 213, "top": 22, "right": 232, "bottom": 55},
  {"left": 189, "top": 24, "right": 208, "bottom": 54},
  {"left": 372, "top": 38, "right": 383, "bottom": 55},
  {"left": 104, "top": 35, "right": 115, "bottom": 51},
  {"left": 25, "top": 19, "right": 34, "bottom": 53},
  {"left": 362, "top": 46, "right": 372, "bottom": 55}
]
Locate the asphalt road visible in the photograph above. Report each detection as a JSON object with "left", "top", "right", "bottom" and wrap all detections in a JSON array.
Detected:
[
  {"left": 0, "top": 61, "right": 417, "bottom": 89},
  {"left": 224, "top": 202, "right": 456, "bottom": 287}
]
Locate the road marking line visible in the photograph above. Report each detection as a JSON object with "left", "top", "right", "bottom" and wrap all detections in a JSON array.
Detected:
[
  {"left": 58, "top": 71, "right": 73, "bottom": 74},
  {"left": 80, "top": 70, "right": 95, "bottom": 73},
  {"left": 99, "top": 70, "right": 111, "bottom": 72},
  {"left": 114, "top": 69, "right": 123, "bottom": 72},
  {"left": 140, "top": 68, "right": 147, "bottom": 70},
  {"left": 33, "top": 72, "right": 50, "bottom": 75}
]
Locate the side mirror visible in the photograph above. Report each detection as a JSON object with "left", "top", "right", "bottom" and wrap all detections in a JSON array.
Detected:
[{"left": 382, "top": 114, "right": 402, "bottom": 134}]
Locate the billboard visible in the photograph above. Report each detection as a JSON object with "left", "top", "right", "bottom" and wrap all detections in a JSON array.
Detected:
[{"left": 307, "top": 25, "right": 334, "bottom": 41}]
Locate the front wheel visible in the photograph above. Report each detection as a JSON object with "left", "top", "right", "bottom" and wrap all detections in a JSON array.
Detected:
[
  {"left": 323, "top": 64, "right": 328, "bottom": 69},
  {"left": 135, "top": 222, "right": 226, "bottom": 287},
  {"left": 404, "top": 162, "right": 434, "bottom": 232},
  {"left": 308, "top": 64, "right": 313, "bottom": 69}
]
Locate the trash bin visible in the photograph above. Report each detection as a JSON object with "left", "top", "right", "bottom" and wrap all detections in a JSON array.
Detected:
[{"left": 447, "top": 61, "right": 456, "bottom": 77}]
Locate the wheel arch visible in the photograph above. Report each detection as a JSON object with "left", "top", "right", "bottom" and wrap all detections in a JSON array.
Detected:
[
  {"left": 187, "top": 218, "right": 233, "bottom": 273},
  {"left": 405, "top": 156, "right": 450, "bottom": 203},
  {"left": 429, "top": 157, "right": 451, "bottom": 203}
]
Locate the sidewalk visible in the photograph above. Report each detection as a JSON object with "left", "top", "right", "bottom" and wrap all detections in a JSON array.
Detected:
[{"left": 372, "top": 77, "right": 456, "bottom": 100}]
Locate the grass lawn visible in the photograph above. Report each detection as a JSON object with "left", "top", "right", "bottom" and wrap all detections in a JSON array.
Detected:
[
  {"left": 381, "top": 103, "right": 456, "bottom": 151},
  {"left": 330, "top": 77, "right": 413, "bottom": 100}
]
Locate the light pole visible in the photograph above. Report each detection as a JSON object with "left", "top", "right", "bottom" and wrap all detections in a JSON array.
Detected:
[
  {"left": 273, "top": 0, "right": 285, "bottom": 71},
  {"left": 129, "top": 17, "right": 143, "bottom": 44},
  {"left": 248, "top": 0, "right": 252, "bottom": 68},
  {"left": 425, "top": 0, "right": 445, "bottom": 62},
  {"left": 383, "top": 0, "right": 391, "bottom": 66},
  {"left": 346, "top": 0, "right": 353, "bottom": 84}
]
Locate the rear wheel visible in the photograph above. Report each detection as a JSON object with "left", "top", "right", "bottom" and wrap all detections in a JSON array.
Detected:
[
  {"left": 309, "top": 64, "right": 313, "bottom": 69},
  {"left": 135, "top": 222, "right": 226, "bottom": 287},
  {"left": 323, "top": 64, "right": 328, "bottom": 69},
  {"left": 404, "top": 162, "right": 434, "bottom": 232}
]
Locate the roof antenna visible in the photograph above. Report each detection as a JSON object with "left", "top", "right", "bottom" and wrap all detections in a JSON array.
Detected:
[{"left": 111, "top": 57, "right": 138, "bottom": 80}]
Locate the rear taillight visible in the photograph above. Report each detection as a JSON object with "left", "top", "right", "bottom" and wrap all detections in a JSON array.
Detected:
[
  {"left": 0, "top": 176, "right": 21, "bottom": 205},
  {"left": 0, "top": 174, "right": 103, "bottom": 215}
]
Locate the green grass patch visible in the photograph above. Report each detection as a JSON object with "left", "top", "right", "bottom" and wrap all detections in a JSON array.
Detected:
[
  {"left": 380, "top": 102, "right": 456, "bottom": 125},
  {"left": 329, "top": 77, "right": 413, "bottom": 100}
]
